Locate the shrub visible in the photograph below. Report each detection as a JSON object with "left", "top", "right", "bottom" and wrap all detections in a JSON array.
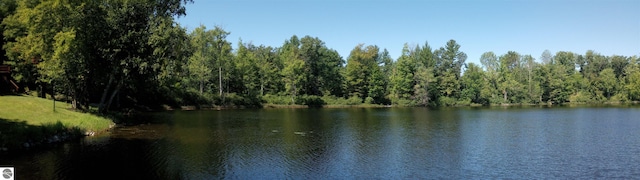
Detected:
[
  {"left": 323, "top": 95, "right": 357, "bottom": 105},
  {"left": 217, "top": 93, "right": 261, "bottom": 107},
  {"left": 610, "top": 93, "right": 628, "bottom": 103},
  {"left": 364, "top": 97, "right": 375, "bottom": 104},
  {"left": 456, "top": 98, "right": 472, "bottom": 106},
  {"left": 569, "top": 91, "right": 593, "bottom": 103},
  {"left": 346, "top": 96, "right": 362, "bottom": 105},
  {"left": 178, "top": 90, "right": 214, "bottom": 106},
  {"left": 262, "top": 94, "right": 292, "bottom": 105},
  {"left": 438, "top": 96, "right": 457, "bottom": 106},
  {"left": 321, "top": 95, "right": 340, "bottom": 105},
  {"left": 297, "top": 95, "right": 325, "bottom": 107}
]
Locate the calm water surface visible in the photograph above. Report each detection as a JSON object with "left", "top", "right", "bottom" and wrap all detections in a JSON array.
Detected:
[{"left": 3, "top": 106, "right": 640, "bottom": 179}]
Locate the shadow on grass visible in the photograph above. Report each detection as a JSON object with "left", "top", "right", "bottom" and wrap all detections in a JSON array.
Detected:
[{"left": 0, "top": 118, "right": 84, "bottom": 152}]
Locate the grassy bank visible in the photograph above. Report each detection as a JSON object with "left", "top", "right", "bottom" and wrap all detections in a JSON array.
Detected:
[{"left": 0, "top": 95, "right": 114, "bottom": 151}]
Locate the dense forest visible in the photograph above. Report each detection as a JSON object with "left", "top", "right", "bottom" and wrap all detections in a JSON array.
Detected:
[{"left": 1, "top": 0, "right": 639, "bottom": 112}]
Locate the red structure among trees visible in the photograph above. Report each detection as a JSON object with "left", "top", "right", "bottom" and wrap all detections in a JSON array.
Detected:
[{"left": 0, "top": 65, "right": 19, "bottom": 92}]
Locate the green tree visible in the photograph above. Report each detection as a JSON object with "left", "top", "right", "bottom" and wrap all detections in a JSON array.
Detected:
[
  {"left": 554, "top": 51, "right": 577, "bottom": 75},
  {"left": 413, "top": 42, "right": 436, "bottom": 105},
  {"left": 149, "top": 16, "right": 190, "bottom": 83},
  {"left": 497, "top": 51, "right": 522, "bottom": 103},
  {"left": 624, "top": 56, "right": 640, "bottom": 101},
  {"left": 460, "top": 63, "right": 485, "bottom": 104},
  {"left": 96, "top": 0, "right": 192, "bottom": 112},
  {"left": 318, "top": 47, "right": 345, "bottom": 96},
  {"left": 208, "top": 27, "right": 233, "bottom": 98},
  {"left": 296, "top": 36, "right": 345, "bottom": 96},
  {"left": 596, "top": 68, "right": 617, "bottom": 99},
  {"left": 3, "top": 0, "right": 192, "bottom": 111},
  {"left": 279, "top": 36, "right": 305, "bottom": 103},
  {"left": 252, "top": 45, "right": 282, "bottom": 95},
  {"left": 479, "top": 52, "right": 501, "bottom": 103},
  {"left": 0, "top": 0, "right": 17, "bottom": 65},
  {"left": 582, "top": 50, "right": 609, "bottom": 80},
  {"left": 378, "top": 49, "right": 394, "bottom": 79},
  {"left": 368, "top": 64, "right": 387, "bottom": 104},
  {"left": 610, "top": 55, "right": 629, "bottom": 79},
  {"left": 345, "top": 44, "right": 383, "bottom": 102},
  {"left": 235, "top": 40, "right": 261, "bottom": 96},
  {"left": 544, "top": 63, "right": 572, "bottom": 104},
  {"left": 413, "top": 64, "right": 435, "bottom": 106},
  {"left": 434, "top": 39, "right": 467, "bottom": 103},
  {"left": 522, "top": 55, "right": 541, "bottom": 103},
  {"left": 3, "top": 0, "right": 98, "bottom": 108},
  {"left": 390, "top": 44, "right": 415, "bottom": 102},
  {"left": 626, "top": 69, "right": 640, "bottom": 101},
  {"left": 187, "top": 25, "right": 214, "bottom": 94}
]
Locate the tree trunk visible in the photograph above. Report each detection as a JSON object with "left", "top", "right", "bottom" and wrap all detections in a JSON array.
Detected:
[
  {"left": 219, "top": 66, "right": 222, "bottom": 96},
  {"left": 199, "top": 78, "right": 204, "bottom": 94},
  {"left": 38, "top": 83, "right": 46, "bottom": 98},
  {"left": 105, "top": 80, "right": 123, "bottom": 112},
  {"left": 116, "top": 92, "right": 120, "bottom": 109},
  {"left": 72, "top": 90, "right": 78, "bottom": 109},
  {"left": 425, "top": 81, "right": 430, "bottom": 105},
  {"left": 291, "top": 83, "right": 297, "bottom": 104},
  {"left": 503, "top": 89, "right": 508, "bottom": 103},
  {"left": 99, "top": 74, "right": 114, "bottom": 113}
]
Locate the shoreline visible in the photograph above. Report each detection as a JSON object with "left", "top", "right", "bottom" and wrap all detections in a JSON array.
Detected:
[
  {"left": 2, "top": 95, "right": 638, "bottom": 154},
  {"left": 0, "top": 122, "right": 115, "bottom": 154},
  {"left": 0, "top": 95, "right": 115, "bottom": 154},
  {"left": 155, "top": 101, "right": 640, "bottom": 111}
]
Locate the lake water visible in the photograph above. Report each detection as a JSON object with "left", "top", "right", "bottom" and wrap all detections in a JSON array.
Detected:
[{"left": 3, "top": 106, "right": 640, "bottom": 179}]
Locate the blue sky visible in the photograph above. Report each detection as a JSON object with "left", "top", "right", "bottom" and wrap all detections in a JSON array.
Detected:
[{"left": 177, "top": 0, "right": 639, "bottom": 65}]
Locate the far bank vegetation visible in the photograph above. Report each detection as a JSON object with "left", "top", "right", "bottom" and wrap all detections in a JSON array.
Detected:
[{"left": 1, "top": 0, "right": 639, "bottom": 111}]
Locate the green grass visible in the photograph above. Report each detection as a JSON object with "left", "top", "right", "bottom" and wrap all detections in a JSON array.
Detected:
[{"left": 0, "top": 95, "right": 113, "bottom": 132}]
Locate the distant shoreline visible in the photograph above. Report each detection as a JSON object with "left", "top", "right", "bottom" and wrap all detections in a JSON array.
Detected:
[{"left": 156, "top": 101, "right": 640, "bottom": 111}]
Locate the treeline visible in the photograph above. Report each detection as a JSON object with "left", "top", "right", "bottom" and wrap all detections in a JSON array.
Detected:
[
  {"left": 1, "top": 0, "right": 193, "bottom": 112},
  {"left": 2, "top": 0, "right": 639, "bottom": 112}
]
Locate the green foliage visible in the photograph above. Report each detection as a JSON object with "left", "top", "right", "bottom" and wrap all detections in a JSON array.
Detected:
[
  {"left": 434, "top": 40, "right": 466, "bottom": 99},
  {"left": 391, "top": 98, "right": 414, "bottom": 106},
  {"left": 345, "top": 96, "right": 363, "bottom": 105},
  {"left": 390, "top": 44, "right": 415, "bottom": 100},
  {"left": 253, "top": 45, "right": 283, "bottom": 95},
  {"left": 460, "top": 63, "right": 486, "bottom": 105},
  {"left": 262, "top": 94, "right": 292, "bottom": 105},
  {"left": 280, "top": 36, "right": 306, "bottom": 103},
  {"left": 207, "top": 93, "right": 262, "bottom": 107},
  {"left": 2, "top": 1, "right": 636, "bottom": 109},
  {"left": 295, "top": 95, "right": 325, "bottom": 107},
  {"left": 345, "top": 44, "right": 381, "bottom": 101},
  {"left": 569, "top": 91, "right": 594, "bottom": 103},
  {"left": 610, "top": 93, "right": 628, "bottom": 103},
  {"left": 320, "top": 95, "right": 345, "bottom": 105},
  {"left": 364, "top": 97, "right": 375, "bottom": 104},
  {"left": 298, "top": 36, "right": 345, "bottom": 96},
  {"left": 626, "top": 70, "right": 640, "bottom": 101},
  {"left": 437, "top": 96, "right": 457, "bottom": 106},
  {"left": 413, "top": 66, "right": 435, "bottom": 106},
  {"left": 368, "top": 65, "right": 387, "bottom": 104},
  {"left": 596, "top": 68, "right": 618, "bottom": 99},
  {"left": 235, "top": 40, "right": 261, "bottom": 96},
  {"left": 187, "top": 25, "right": 215, "bottom": 94}
]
